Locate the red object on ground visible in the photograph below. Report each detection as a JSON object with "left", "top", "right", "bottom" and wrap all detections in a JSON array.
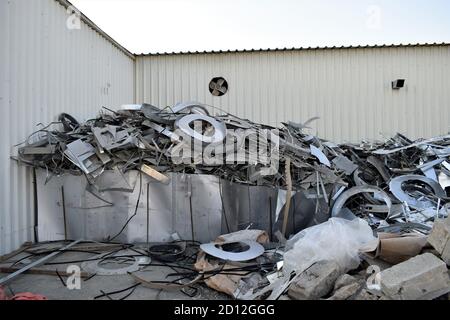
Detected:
[
  {"left": 0, "top": 286, "right": 8, "bottom": 300},
  {"left": 11, "top": 292, "right": 48, "bottom": 300},
  {"left": 0, "top": 285, "right": 48, "bottom": 300}
]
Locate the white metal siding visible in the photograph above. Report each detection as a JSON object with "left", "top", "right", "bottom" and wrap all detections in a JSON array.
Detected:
[
  {"left": 135, "top": 46, "right": 450, "bottom": 143},
  {"left": 0, "top": 0, "right": 134, "bottom": 255}
]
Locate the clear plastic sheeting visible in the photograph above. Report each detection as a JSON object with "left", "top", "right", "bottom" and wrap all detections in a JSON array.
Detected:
[{"left": 283, "top": 218, "right": 376, "bottom": 276}]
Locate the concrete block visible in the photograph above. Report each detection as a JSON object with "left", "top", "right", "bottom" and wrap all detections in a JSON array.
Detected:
[
  {"left": 333, "top": 274, "right": 358, "bottom": 291},
  {"left": 288, "top": 260, "right": 341, "bottom": 300},
  {"left": 354, "top": 289, "right": 379, "bottom": 301},
  {"left": 327, "top": 282, "right": 362, "bottom": 300},
  {"left": 428, "top": 218, "right": 450, "bottom": 265},
  {"left": 380, "top": 253, "right": 450, "bottom": 300},
  {"left": 441, "top": 244, "right": 450, "bottom": 266}
]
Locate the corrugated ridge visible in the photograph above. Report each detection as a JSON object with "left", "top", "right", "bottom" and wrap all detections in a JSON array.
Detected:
[{"left": 136, "top": 43, "right": 450, "bottom": 57}]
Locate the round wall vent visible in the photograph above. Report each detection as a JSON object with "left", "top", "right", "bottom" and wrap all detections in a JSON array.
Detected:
[{"left": 209, "top": 77, "right": 228, "bottom": 96}]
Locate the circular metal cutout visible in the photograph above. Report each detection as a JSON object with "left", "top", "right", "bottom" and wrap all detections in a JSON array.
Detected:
[
  {"left": 331, "top": 186, "right": 392, "bottom": 219},
  {"left": 200, "top": 241, "right": 265, "bottom": 262},
  {"left": 209, "top": 77, "right": 228, "bottom": 96},
  {"left": 389, "top": 175, "right": 446, "bottom": 210},
  {"left": 81, "top": 254, "right": 140, "bottom": 276},
  {"left": 175, "top": 114, "right": 227, "bottom": 144}
]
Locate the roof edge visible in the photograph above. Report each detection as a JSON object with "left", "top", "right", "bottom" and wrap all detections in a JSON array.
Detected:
[
  {"left": 55, "top": 0, "right": 135, "bottom": 60},
  {"left": 136, "top": 42, "right": 450, "bottom": 57}
]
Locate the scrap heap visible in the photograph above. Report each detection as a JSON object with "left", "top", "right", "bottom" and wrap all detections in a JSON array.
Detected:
[
  {"left": 8, "top": 102, "right": 450, "bottom": 300},
  {"left": 15, "top": 102, "right": 450, "bottom": 234}
]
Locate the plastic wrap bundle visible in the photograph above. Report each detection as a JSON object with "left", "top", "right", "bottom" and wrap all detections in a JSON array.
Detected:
[{"left": 283, "top": 218, "right": 376, "bottom": 276}]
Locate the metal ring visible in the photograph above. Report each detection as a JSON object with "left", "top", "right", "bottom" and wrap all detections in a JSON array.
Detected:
[
  {"left": 175, "top": 114, "right": 227, "bottom": 144},
  {"left": 331, "top": 186, "right": 392, "bottom": 218},
  {"left": 389, "top": 175, "right": 446, "bottom": 209}
]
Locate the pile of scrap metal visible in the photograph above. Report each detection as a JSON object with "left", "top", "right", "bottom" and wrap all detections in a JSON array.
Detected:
[
  {"left": 14, "top": 102, "right": 450, "bottom": 236},
  {"left": 7, "top": 103, "right": 450, "bottom": 300},
  {"left": 14, "top": 102, "right": 332, "bottom": 188},
  {"left": 330, "top": 132, "right": 450, "bottom": 234}
]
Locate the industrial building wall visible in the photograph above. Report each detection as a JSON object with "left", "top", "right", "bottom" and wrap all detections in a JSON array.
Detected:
[
  {"left": 135, "top": 45, "right": 450, "bottom": 143},
  {"left": 0, "top": 0, "right": 134, "bottom": 255}
]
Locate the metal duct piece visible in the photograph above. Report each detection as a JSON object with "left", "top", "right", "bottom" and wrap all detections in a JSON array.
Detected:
[
  {"left": 331, "top": 186, "right": 392, "bottom": 218},
  {"left": 389, "top": 175, "right": 446, "bottom": 210},
  {"left": 200, "top": 241, "right": 265, "bottom": 262},
  {"left": 175, "top": 114, "right": 227, "bottom": 144}
]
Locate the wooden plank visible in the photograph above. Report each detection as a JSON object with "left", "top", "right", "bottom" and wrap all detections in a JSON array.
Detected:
[
  {"left": 0, "top": 243, "right": 32, "bottom": 263},
  {"left": 140, "top": 164, "right": 170, "bottom": 184}
]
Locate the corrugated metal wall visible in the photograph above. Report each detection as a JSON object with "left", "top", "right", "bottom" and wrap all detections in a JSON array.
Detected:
[
  {"left": 135, "top": 45, "right": 450, "bottom": 143},
  {"left": 0, "top": 0, "right": 134, "bottom": 255}
]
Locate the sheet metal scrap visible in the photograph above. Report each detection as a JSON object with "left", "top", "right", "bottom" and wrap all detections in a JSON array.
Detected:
[
  {"left": 329, "top": 133, "right": 450, "bottom": 232},
  {"left": 14, "top": 103, "right": 450, "bottom": 233},
  {"left": 14, "top": 103, "right": 342, "bottom": 191}
]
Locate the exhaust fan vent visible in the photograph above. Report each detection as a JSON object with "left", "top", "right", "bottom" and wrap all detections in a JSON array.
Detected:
[{"left": 209, "top": 77, "right": 228, "bottom": 96}]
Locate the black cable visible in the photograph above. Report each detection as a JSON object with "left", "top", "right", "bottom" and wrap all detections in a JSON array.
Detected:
[
  {"left": 99, "top": 290, "right": 114, "bottom": 300},
  {"left": 128, "top": 247, "right": 149, "bottom": 256},
  {"left": 32, "top": 168, "right": 39, "bottom": 243},
  {"left": 167, "top": 262, "right": 276, "bottom": 280},
  {"left": 182, "top": 252, "right": 198, "bottom": 264},
  {"left": 107, "top": 171, "right": 143, "bottom": 242},
  {"left": 94, "top": 283, "right": 141, "bottom": 300},
  {"left": 218, "top": 178, "right": 231, "bottom": 233},
  {"left": 8, "top": 241, "right": 131, "bottom": 266},
  {"left": 58, "top": 113, "right": 80, "bottom": 132},
  {"left": 119, "top": 285, "right": 138, "bottom": 300},
  {"left": 55, "top": 269, "right": 66, "bottom": 287},
  {"left": 189, "top": 194, "right": 195, "bottom": 242},
  {"left": 7, "top": 286, "right": 15, "bottom": 296},
  {"left": 146, "top": 182, "right": 150, "bottom": 244},
  {"left": 84, "top": 273, "right": 97, "bottom": 282},
  {"left": 10, "top": 254, "right": 36, "bottom": 267},
  {"left": 43, "top": 243, "right": 134, "bottom": 266}
]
